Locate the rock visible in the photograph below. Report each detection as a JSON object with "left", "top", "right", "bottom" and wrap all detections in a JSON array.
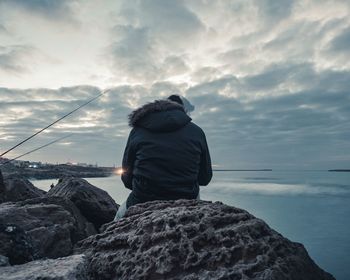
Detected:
[
  {"left": 0, "top": 170, "right": 5, "bottom": 203},
  {"left": 0, "top": 170, "right": 4, "bottom": 192},
  {"left": 0, "top": 255, "right": 9, "bottom": 267},
  {"left": 76, "top": 200, "right": 335, "bottom": 280},
  {"left": 0, "top": 223, "right": 34, "bottom": 265},
  {"left": 0, "top": 197, "right": 96, "bottom": 265},
  {"left": 47, "top": 177, "right": 118, "bottom": 229},
  {"left": 0, "top": 177, "right": 46, "bottom": 203},
  {"left": 0, "top": 254, "right": 87, "bottom": 280}
]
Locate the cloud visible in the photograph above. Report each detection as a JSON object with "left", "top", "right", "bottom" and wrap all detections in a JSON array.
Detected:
[
  {"left": 107, "top": 0, "right": 204, "bottom": 83},
  {"left": 119, "top": 0, "right": 204, "bottom": 48},
  {"left": 256, "top": 0, "right": 294, "bottom": 23},
  {"left": 328, "top": 27, "right": 350, "bottom": 54},
  {"left": 108, "top": 26, "right": 191, "bottom": 82},
  {"left": 109, "top": 25, "right": 159, "bottom": 81},
  {"left": 0, "top": 0, "right": 78, "bottom": 21},
  {"left": 0, "top": 24, "right": 7, "bottom": 33},
  {"left": 0, "top": 45, "right": 35, "bottom": 73},
  {"left": 243, "top": 63, "right": 300, "bottom": 91},
  {"left": 162, "top": 55, "right": 189, "bottom": 77},
  {"left": 0, "top": 84, "right": 177, "bottom": 164},
  {"left": 185, "top": 62, "right": 350, "bottom": 169}
]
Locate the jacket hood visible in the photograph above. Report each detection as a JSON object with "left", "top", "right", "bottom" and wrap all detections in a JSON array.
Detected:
[{"left": 128, "top": 99, "right": 192, "bottom": 132}]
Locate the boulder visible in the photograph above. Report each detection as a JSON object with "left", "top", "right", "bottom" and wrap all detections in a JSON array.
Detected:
[
  {"left": 0, "top": 177, "right": 46, "bottom": 203},
  {"left": 0, "top": 255, "right": 9, "bottom": 267},
  {"left": 0, "top": 170, "right": 4, "bottom": 193},
  {"left": 0, "top": 197, "right": 96, "bottom": 265},
  {"left": 47, "top": 177, "right": 118, "bottom": 229},
  {"left": 0, "top": 223, "right": 34, "bottom": 265},
  {"left": 0, "top": 170, "right": 5, "bottom": 203},
  {"left": 76, "top": 200, "right": 335, "bottom": 280},
  {"left": 0, "top": 254, "right": 87, "bottom": 280}
]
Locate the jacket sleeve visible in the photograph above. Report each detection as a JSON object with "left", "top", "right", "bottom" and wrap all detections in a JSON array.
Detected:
[
  {"left": 121, "top": 129, "right": 136, "bottom": 190},
  {"left": 198, "top": 132, "right": 212, "bottom": 186}
]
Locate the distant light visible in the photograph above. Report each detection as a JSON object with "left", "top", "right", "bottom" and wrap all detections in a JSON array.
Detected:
[{"left": 115, "top": 168, "right": 124, "bottom": 175}]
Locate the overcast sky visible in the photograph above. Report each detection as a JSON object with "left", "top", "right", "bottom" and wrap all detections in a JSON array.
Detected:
[{"left": 0, "top": 0, "right": 350, "bottom": 169}]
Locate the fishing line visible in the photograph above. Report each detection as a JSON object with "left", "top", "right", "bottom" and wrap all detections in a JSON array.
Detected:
[
  {"left": 0, "top": 89, "right": 109, "bottom": 157},
  {"left": 0, "top": 134, "right": 73, "bottom": 165}
]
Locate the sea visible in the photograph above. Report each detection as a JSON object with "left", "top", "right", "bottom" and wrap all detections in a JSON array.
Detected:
[{"left": 32, "top": 170, "right": 350, "bottom": 280}]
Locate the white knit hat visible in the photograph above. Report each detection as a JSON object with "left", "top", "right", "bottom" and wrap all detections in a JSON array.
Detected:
[{"left": 180, "top": 96, "right": 195, "bottom": 114}]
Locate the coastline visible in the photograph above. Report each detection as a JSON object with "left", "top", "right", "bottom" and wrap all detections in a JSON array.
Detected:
[{"left": 0, "top": 164, "right": 115, "bottom": 180}]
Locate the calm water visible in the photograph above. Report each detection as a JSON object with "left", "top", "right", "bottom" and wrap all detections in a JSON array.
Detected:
[{"left": 33, "top": 171, "right": 350, "bottom": 280}]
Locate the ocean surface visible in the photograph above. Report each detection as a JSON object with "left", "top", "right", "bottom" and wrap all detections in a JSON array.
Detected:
[{"left": 32, "top": 170, "right": 350, "bottom": 280}]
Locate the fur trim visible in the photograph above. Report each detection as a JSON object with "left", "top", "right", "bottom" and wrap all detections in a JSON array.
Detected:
[{"left": 128, "top": 99, "right": 185, "bottom": 127}]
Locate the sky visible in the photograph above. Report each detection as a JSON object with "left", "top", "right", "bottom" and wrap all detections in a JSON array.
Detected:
[{"left": 0, "top": 0, "right": 350, "bottom": 169}]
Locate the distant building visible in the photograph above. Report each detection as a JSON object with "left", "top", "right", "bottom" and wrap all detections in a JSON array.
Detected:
[
  {"left": 12, "top": 160, "right": 30, "bottom": 168},
  {"left": 29, "top": 162, "right": 42, "bottom": 168},
  {"left": 78, "top": 162, "right": 92, "bottom": 167}
]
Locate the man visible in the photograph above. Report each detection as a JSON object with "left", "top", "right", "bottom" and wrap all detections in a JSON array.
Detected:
[{"left": 114, "top": 95, "right": 212, "bottom": 220}]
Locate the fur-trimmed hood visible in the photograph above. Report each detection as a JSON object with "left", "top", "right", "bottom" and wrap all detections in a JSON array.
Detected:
[{"left": 128, "top": 99, "right": 191, "bottom": 132}]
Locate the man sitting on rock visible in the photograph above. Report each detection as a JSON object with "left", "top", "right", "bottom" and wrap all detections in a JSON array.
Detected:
[{"left": 114, "top": 95, "right": 212, "bottom": 220}]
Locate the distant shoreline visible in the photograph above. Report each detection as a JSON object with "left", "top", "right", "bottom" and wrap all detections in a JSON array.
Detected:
[
  {"left": 213, "top": 169, "right": 272, "bottom": 172},
  {"left": 1, "top": 164, "right": 115, "bottom": 180},
  {"left": 328, "top": 169, "right": 350, "bottom": 172}
]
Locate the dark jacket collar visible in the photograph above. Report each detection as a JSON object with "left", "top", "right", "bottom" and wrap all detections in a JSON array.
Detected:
[
  {"left": 128, "top": 99, "right": 191, "bottom": 132},
  {"left": 129, "top": 99, "right": 186, "bottom": 127}
]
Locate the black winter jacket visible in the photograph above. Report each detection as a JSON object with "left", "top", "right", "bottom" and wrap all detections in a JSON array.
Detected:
[{"left": 121, "top": 99, "right": 212, "bottom": 208}]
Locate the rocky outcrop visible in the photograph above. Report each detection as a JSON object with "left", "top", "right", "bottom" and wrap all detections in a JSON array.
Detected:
[
  {"left": 0, "top": 197, "right": 96, "bottom": 265},
  {"left": 0, "top": 223, "right": 34, "bottom": 265},
  {"left": 0, "top": 170, "right": 5, "bottom": 193},
  {"left": 76, "top": 200, "right": 335, "bottom": 280},
  {"left": 0, "top": 172, "right": 335, "bottom": 279},
  {"left": 0, "top": 171, "right": 5, "bottom": 203},
  {"left": 0, "top": 255, "right": 9, "bottom": 267},
  {"left": 47, "top": 177, "right": 118, "bottom": 230},
  {"left": 0, "top": 177, "right": 45, "bottom": 203},
  {"left": 0, "top": 254, "right": 87, "bottom": 280}
]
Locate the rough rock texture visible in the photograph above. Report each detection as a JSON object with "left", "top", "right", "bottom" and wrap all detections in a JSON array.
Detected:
[
  {"left": 0, "top": 171, "right": 5, "bottom": 203},
  {"left": 47, "top": 177, "right": 118, "bottom": 229},
  {"left": 0, "top": 255, "right": 9, "bottom": 267},
  {"left": 76, "top": 200, "right": 335, "bottom": 280},
  {"left": 0, "top": 223, "right": 34, "bottom": 265},
  {"left": 0, "top": 177, "right": 46, "bottom": 203},
  {"left": 0, "top": 254, "right": 87, "bottom": 280},
  {"left": 0, "top": 170, "right": 5, "bottom": 193},
  {"left": 0, "top": 197, "right": 96, "bottom": 265}
]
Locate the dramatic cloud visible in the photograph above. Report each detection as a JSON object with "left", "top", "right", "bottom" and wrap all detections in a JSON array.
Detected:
[
  {"left": 257, "top": 0, "right": 294, "bottom": 22},
  {"left": 0, "top": 0, "right": 78, "bottom": 20},
  {"left": 0, "top": 0, "right": 350, "bottom": 168},
  {"left": 0, "top": 24, "right": 7, "bottom": 33},
  {"left": 328, "top": 27, "right": 350, "bottom": 54},
  {"left": 107, "top": 0, "right": 203, "bottom": 82},
  {"left": 0, "top": 45, "right": 35, "bottom": 74}
]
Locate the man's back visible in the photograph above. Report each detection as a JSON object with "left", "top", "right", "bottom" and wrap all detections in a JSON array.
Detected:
[{"left": 121, "top": 99, "right": 212, "bottom": 208}]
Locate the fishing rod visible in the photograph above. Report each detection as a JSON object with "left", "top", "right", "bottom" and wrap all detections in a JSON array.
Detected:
[
  {"left": 0, "top": 134, "right": 73, "bottom": 166},
  {"left": 0, "top": 89, "right": 109, "bottom": 157}
]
